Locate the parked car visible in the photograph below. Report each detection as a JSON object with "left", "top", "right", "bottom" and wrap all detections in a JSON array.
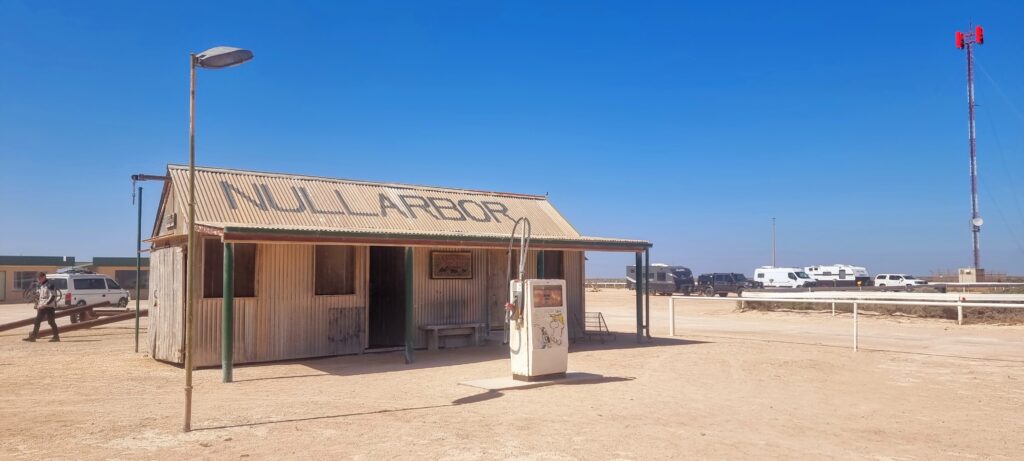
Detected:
[
  {"left": 696, "top": 273, "right": 761, "bottom": 297},
  {"left": 46, "top": 272, "right": 131, "bottom": 308},
  {"left": 873, "top": 274, "right": 928, "bottom": 290},
  {"left": 753, "top": 266, "right": 818, "bottom": 288},
  {"left": 626, "top": 264, "right": 695, "bottom": 295}
]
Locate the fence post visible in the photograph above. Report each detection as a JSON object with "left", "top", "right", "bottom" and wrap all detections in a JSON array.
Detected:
[
  {"left": 853, "top": 302, "right": 859, "bottom": 352},
  {"left": 957, "top": 297, "right": 963, "bottom": 326},
  {"left": 668, "top": 297, "right": 675, "bottom": 336}
]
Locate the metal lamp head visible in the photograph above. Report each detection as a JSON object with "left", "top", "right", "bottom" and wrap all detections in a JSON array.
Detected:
[{"left": 195, "top": 46, "right": 254, "bottom": 69}]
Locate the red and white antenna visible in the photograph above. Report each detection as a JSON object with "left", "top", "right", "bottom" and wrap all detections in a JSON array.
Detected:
[{"left": 955, "top": 25, "right": 985, "bottom": 270}]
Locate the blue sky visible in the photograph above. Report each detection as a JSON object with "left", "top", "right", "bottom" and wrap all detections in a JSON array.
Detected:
[{"left": 1, "top": 1, "right": 1023, "bottom": 277}]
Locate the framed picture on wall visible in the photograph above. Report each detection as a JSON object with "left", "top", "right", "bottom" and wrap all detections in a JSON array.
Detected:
[{"left": 430, "top": 251, "right": 473, "bottom": 279}]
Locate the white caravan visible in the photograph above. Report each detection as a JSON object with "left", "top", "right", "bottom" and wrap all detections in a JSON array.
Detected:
[
  {"left": 753, "top": 266, "right": 818, "bottom": 288},
  {"left": 804, "top": 264, "right": 870, "bottom": 286}
]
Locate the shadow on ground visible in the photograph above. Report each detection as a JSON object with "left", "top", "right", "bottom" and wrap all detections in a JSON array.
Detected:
[
  {"left": 197, "top": 373, "right": 632, "bottom": 431},
  {"left": 229, "top": 334, "right": 707, "bottom": 384}
]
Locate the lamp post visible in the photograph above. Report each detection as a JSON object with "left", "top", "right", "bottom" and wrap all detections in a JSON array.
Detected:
[{"left": 183, "top": 46, "right": 253, "bottom": 433}]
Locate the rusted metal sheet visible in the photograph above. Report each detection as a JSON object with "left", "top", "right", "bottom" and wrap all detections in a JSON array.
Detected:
[
  {"left": 168, "top": 165, "right": 577, "bottom": 237},
  {"left": 148, "top": 247, "right": 184, "bottom": 363},
  {"left": 159, "top": 165, "right": 651, "bottom": 252},
  {"left": 329, "top": 307, "right": 364, "bottom": 355}
]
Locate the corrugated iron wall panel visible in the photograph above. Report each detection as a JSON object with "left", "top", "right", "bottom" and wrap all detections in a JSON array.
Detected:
[
  {"left": 191, "top": 242, "right": 368, "bottom": 367},
  {"left": 564, "top": 251, "right": 586, "bottom": 339},
  {"left": 411, "top": 247, "right": 488, "bottom": 348}
]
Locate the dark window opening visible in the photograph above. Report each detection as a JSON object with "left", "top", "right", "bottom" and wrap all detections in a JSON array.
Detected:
[
  {"left": 14, "top": 271, "right": 38, "bottom": 290},
  {"left": 115, "top": 270, "right": 149, "bottom": 291},
  {"left": 540, "top": 251, "right": 564, "bottom": 279},
  {"left": 203, "top": 239, "right": 257, "bottom": 298},
  {"left": 315, "top": 245, "right": 356, "bottom": 295}
]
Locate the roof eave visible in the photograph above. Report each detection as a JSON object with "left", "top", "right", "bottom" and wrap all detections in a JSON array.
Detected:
[{"left": 219, "top": 226, "right": 651, "bottom": 252}]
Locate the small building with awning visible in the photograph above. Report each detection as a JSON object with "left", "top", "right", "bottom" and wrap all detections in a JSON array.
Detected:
[{"left": 147, "top": 165, "right": 651, "bottom": 366}]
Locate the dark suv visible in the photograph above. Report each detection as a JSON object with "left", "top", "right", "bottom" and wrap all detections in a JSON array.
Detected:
[{"left": 697, "top": 273, "right": 761, "bottom": 297}]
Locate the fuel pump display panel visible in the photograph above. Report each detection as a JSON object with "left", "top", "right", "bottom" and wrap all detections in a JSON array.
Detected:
[{"left": 532, "top": 284, "right": 563, "bottom": 307}]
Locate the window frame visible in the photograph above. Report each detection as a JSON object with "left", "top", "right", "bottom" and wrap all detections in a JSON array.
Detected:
[
  {"left": 14, "top": 271, "right": 38, "bottom": 290},
  {"left": 114, "top": 270, "right": 149, "bottom": 291},
  {"left": 202, "top": 239, "right": 258, "bottom": 299},
  {"left": 313, "top": 245, "right": 358, "bottom": 297}
]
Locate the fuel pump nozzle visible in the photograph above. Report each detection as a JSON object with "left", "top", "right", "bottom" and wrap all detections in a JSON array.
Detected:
[{"left": 503, "top": 218, "right": 531, "bottom": 344}]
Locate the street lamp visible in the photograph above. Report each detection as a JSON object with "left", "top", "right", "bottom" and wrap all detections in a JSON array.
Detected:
[{"left": 184, "top": 46, "right": 253, "bottom": 433}]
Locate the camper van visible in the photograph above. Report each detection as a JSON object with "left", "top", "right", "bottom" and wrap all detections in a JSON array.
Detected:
[
  {"left": 626, "top": 264, "right": 695, "bottom": 295},
  {"left": 753, "top": 266, "right": 817, "bottom": 288},
  {"left": 804, "top": 264, "right": 871, "bottom": 287}
]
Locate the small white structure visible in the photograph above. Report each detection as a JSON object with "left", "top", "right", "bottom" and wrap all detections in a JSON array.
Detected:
[
  {"left": 958, "top": 267, "right": 985, "bottom": 283},
  {"left": 753, "top": 266, "right": 816, "bottom": 288},
  {"left": 804, "top": 264, "right": 870, "bottom": 286},
  {"left": 508, "top": 279, "right": 568, "bottom": 381}
]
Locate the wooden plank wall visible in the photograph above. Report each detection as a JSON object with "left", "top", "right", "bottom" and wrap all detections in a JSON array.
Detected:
[{"left": 148, "top": 246, "right": 184, "bottom": 362}]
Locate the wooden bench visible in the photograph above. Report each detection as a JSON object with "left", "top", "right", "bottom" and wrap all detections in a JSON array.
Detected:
[{"left": 421, "top": 323, "right": 487, "bottom": 351}]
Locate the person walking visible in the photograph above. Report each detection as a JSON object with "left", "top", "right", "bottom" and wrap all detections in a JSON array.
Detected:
[{"left": 23, "top": 272, "right": 60, "bottom": 342}]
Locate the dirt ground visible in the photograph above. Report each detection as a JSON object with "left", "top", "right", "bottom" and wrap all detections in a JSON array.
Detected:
[{"left": 1, "top": 289, "right": 1022, "bottom": 460}]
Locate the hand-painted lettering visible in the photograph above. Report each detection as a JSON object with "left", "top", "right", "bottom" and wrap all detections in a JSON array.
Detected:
[
  {"left": 221, "top": 181, "right": 267, "bottom": 211},
  {"left": 300, "top": 187, "right": 344, "bottom": 215},
  {"left": 481, "top": 201, "right": 513, "bottom": 223},
  {"left": 260, "top": 184, "right": 307, "bottom": 213},
  {"left": 458, "top": 200, "right": 491, "bottom": 222},
  {"left": 378, "top": 193, "right": 408, "bottom": 218},
  {"left": 218, "top": 181, "right": 523, "bottom": 224},
  {"left": 335, "top": 191, "right": 379, "bottom": 217},
  {"left": 428, "top": 197, "right": 467, "bottom": 221},
  {"left": 399, "top": 195, "right": 439, "bottom": 219}
]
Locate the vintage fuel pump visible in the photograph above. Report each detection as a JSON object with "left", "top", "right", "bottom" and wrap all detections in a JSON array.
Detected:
[{"left": 505, "top": 218, "right": 569, "bottom": 381}]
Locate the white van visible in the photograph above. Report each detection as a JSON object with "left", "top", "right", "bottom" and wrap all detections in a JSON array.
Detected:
[
  {"left": 753, "top": 266, "right": 818, "bottom": 288},
  {"left": 47, "top": 272, "right": 130, "bottom": 308}
]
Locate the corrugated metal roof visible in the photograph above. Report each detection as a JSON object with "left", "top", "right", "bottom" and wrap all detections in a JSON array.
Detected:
[
  {"left": 0, "top": 255, "right": 75, "bottom": 266},
  {"left": 163, "top": 165, "right": 650, "bottom": 251}
]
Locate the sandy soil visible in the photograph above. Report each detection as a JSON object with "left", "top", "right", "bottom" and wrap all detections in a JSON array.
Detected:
[{"left": 1, "top": 290, "right": 1022, "bottom": 460}]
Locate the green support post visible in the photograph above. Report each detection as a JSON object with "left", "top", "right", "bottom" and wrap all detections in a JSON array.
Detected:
[
  {"left": 645, "top": 248, "right": 651, "bottom": 339},
  {"left": 635, "top": 251, "right": 643, "bottom": 343},
  {"left": 538, "top": 250, "right": 545, "bottom": 278},
  {"left": 222, "top": 242, "right": 234, "bottom": 383},
  {"left": 404, "top": 247, "right": 415, "bottom": 364},
  {"left": 134, "top": 186, "right": 142, "bottom": 353}
]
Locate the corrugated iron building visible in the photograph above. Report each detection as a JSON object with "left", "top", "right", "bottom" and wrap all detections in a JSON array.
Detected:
[
  {"left": 147, "top": 165, "right": 650, "bottom": 366},
  {"left": 0, "top": 256, "right": 76, "bottom": 304}
]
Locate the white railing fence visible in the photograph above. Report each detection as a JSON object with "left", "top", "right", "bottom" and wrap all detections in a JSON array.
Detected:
[{"left": 668, "top": 293, "right": 1024, "bottom": 351}]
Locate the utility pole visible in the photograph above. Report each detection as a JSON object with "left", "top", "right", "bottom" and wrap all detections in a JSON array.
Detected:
[
  {"left": 956, "top": 25, "right": 985, "bottom": 269},
  {"left": 771, "top": 217, "right": 777, "bottom": 267}
]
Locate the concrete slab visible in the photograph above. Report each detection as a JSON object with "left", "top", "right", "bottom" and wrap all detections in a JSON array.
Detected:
[{"left": 459, "top": 372, "right": 604, "bottom": 391}]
